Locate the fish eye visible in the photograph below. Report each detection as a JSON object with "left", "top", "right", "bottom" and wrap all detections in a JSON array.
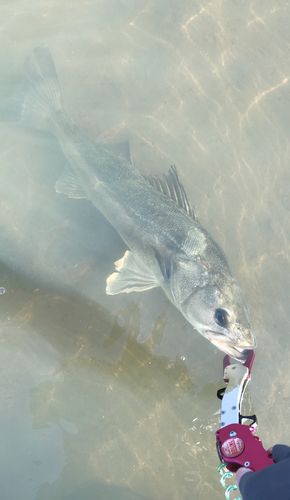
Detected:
[{"left": 214, "top": 308, "right": 230, "bottom": 327}]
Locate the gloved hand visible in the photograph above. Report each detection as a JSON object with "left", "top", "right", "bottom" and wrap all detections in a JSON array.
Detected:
[{"left": 236, "top": 444, "right": 290, "bottom": 500}]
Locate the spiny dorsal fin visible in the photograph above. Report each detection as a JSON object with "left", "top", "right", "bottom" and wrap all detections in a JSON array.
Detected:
[{"left": 145, "top": 165, "right": 195, "bottom": 219}]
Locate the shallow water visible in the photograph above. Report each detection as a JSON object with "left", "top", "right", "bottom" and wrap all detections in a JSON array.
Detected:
[{"left": 1, "top": 1, "right": 290, "bottom": 499}]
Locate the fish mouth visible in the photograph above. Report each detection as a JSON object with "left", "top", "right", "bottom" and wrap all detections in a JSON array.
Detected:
[{"left": 205, "top": 329, "right": 255, "bottom": 361}]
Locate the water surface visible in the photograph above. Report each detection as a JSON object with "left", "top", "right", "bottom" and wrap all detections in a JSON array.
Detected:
[{"left": 1, "top": 1, "right": 290, "bottom": 499}]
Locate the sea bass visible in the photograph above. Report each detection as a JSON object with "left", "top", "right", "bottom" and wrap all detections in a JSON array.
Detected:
[{"left": 15, "top": 46, "right": 256, "bottom": 360}]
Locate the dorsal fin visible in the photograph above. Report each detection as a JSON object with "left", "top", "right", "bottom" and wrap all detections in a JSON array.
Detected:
[
  {"left": 108, "top": 141, "right": 132, "bottom": 164},
  {"left": 145, "top": 165, "right": 195, "bottom": 219}
]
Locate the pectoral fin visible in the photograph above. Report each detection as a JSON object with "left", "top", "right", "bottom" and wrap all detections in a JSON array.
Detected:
[
  {"left": 56, "top": 166, "right": 87, "bottom": 199},
  {"left": 142, "top": 234, "right": 173, "bottom": 281},
  {"left": 170, "top": 255, "right": 209, "bottom": 303},
  {"left": 106, "top": 250, "right": 159, "bottom": 295}
]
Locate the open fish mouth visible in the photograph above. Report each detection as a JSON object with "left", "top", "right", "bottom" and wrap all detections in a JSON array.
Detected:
[
  {"left": 217, "top": 344, "right": 250, "bottom": 361},
  {"left": 205, "top": 330, "right": 254, "bottom": 361}
]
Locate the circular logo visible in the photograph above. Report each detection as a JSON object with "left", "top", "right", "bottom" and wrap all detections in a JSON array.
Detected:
[{"left": 221, "top": 437, "right": 244, "bottom": 458}]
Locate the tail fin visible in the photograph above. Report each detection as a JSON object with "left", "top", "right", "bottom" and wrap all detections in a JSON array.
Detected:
[{"left": 4, "top": 46, "right": 64, "bottom": 132}]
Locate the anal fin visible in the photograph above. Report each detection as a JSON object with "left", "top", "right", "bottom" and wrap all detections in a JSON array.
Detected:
[{"left": 56, "top": 166, "right": 87, "bottom": 199}]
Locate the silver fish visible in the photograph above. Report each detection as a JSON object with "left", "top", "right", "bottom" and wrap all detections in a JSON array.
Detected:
[{"left": 15, "top": 46, "right": 256, "bottom": 360}]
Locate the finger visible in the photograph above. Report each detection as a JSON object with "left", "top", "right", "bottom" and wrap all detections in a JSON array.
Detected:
[{"left": 236, "top": 467, "right": 253, "bottom": 485}]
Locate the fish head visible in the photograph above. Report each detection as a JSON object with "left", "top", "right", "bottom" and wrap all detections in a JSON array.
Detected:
[{"left": 170, "top": 256, "right": 256, "bottom": 361}]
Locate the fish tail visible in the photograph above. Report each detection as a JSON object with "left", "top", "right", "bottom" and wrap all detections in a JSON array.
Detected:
[{"left": 13, "top": 46, "right": 65, "bottom": 132}]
